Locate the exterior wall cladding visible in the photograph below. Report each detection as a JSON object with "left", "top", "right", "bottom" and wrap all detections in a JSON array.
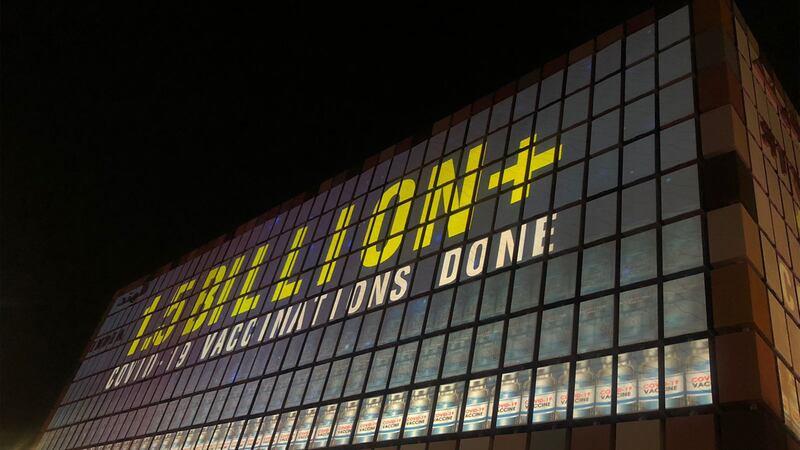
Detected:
[{"left": 35, "top": 0, "right": 800, "bottom": 449}]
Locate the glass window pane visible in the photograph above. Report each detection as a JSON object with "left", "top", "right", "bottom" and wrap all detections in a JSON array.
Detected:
[
  {"left": 250, "top": 377, "right": 275, "bottom": 415},
  {"left": 620, "top": 230, "right": 657, "bottom": 285},
  {"left": 581, "top": 241, "right": 616, "bottom": 295},
  {"left": 291, "top": 408, "right": 317, "bottom": 447},
  {"left": 588, "top": 149, "right": 619, "bottom": 196},
  {"left": 662, "top": 216, "right": 703, "bottom": 274},
  {"left": 562, "top": 88, "right": 590, "bottom": 128},
  {"left": 268, "top": 374, "right": 291, "bottom": 411},
  {"left": 282, "top": 334, "right": 306, "bottom": 370},
  {"left": 462, "top": 376, "right": 496, "bottom": 431},
  {"left": 624, "top": 95, "right": 656, "bottom": 140},
  {"left": 496, "top": 368, "right": 532, "bottom": 427},
  {"left": 354, "top": 396, "right": 382, "bottom": 444},
  {"left": 427, "top": 289, "right": 453, "bottom": 333},
  {"left": 680, "top": 338, "right": 713, "bottom": 406},
  {"left": 303, "top": 363, "right": 330, "bottom": 405},
  {"left": 451, "top": 281, "right": 479, "bottom": 326},
  {"left": 535, "top": 102, "right": 561, "bottom": 139},
  {"left": 664, "top": 273, "right": 707, "bottom": 337},
  {"left": 523, "top": 175, "right": 552, "bottom": 219},
  {"left": 626, "top": 25, "right": 655, "bottom": 65},
  {"left": 544, "top": 252, "right": 578, "bottom": 304},
  {"left": 566, "top": 56, "right": 592, "bottom": 93},
  {"left": 554, "top": 163, "right": 584, "bottom": 208},
  {"left": 662, "top": 165, "right": 700, "bottom": 218},
  {"left": 508, "top": 116, "right": 533, "bottom": 154},
  {"left": 549, "top": 204, "right": 581, "bottom": 252},
  {"left": 622, "top": 134, "right": 655, "bottom": 184},
  {"left": 593, "top": 74, "right": 621, "bottom": 116},
  {"left": 344, "top": 354, "right": 370, "bottom": 397},
  {"left": 310, "top": 404, "right": 337, "bottom": 447},
  {"left": 299, "top": 328, "right": 323, "bottom": 366},
  {"left": 357, "top": 310, "right": 382, "bottom": 351},
  {"left": 560, "top": 124, "right": 588, "bottom": 165},
  {"left": 332, "top": 400, "right": 358, "bottom": 445},
  {"left": 285, "top": 368, "right": 310, "bottom": 408},
  {"left": 377, "top": 392, "right": 407, "bottom": 441},
  {"left": 336, "top": 316, "right": 362, "bottom": 356},
  {"left": 513, "top": 83, "right": 537, "bottom": 120},
  {"left": 431, "top": 381, "right": 465, "bottom": 435},
  {"left": 660, "top": 119, "right": 696, "bottom": 169},
  {"left": 582, "top": 357, "right": 611, "bottom": 418},
  {"left": 257, "top": 414, "right": 279, "bottom": 448},
  {"left": 274, "top": 412, "right": 297, "bottom": 448},
  {"left": 617, "top": 350, "right": 645, "bottom": 413},
  {"left": 659, "top": 40, "right": 692, "bottom": 85},
  {"left": 538, "top": 305, "right": 574, "bottom": 360},
  {"left": 403, "top": 387, "right": 434, "bottom": 438},
  {"left": 415, "top": 335, "right": 445, "bottom": 383},
  {"left": 505, "top": 312, "right": 537, "bottom": 366},
  {"left": 378, "top": 303, "right": 404, "bottom": 345},
  {"left": 596, "top": 41, "right": 621, "bottom": 80},
  {"left": 481, "top": 272, "right": 510, "bottom": 319},
  {"left": 472, "top": 321, "right": 504, "bottom": 372},
  {"left": 621, "top": 180, "right": 656, "bottom": 232},
  {"left": 658, "top": 6, "right": 690, "bottom": 49},
  {"left": 590, "top": 109, "right": 620, "bottom": 154},
  {"left": 323, "top": 359, "right": 349, "bottom": 401},
  {"left": 390, "top": 342, "right": 418, "bottom": 388},
  {"left": 659, "top": 78, "right": 694, "bottom": 126},
  {"left": 664, "top": 343, "right": 688, "bottom": 409},
  {"left": 367, "top": 348, "right": 394, "bottom": 393},
  {"left": 539, "top": 71, "right": 564, "bottom": 107},
  {"left": 534, "top": 362, "right": 571, "bottom": 422},
  {"left": 317, "top": 323, "right": 342, "bottom": 362},
  {"left": 442, "top": 328, "right": 473, "bottom": 378},
  {"left": 401, "top": 296, "right": 428, "bottom": 339},
  {"left": 584, "top": 193, "right": 617, "bottom": 244},
  {"left": 625, "top": 58, "right": 655, "bottom": 100},
  {"left": 577, "top": 296, "right": 614, "bottom": 353},
  {"left": 511, "top": 262, "right": 542, "bottom": 312},
  {"left": 266, "top": 341, "right": 287, "bottom": 374},
  {"left": 619, "top": 285, "right": 658, "bottom": 345}
]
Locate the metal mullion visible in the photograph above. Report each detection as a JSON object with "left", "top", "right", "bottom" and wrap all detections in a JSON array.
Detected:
[
  {"left": 607, "top": 19, "right": 630, "bottom": 427},
  {"left": 651, "top": 11, "right": 668, "bottom": 417},
  {"left": 468, "top": 96, "right": 522, "bottom": 428},
  {"left": 684, "top": 0, "right": 719, "bottom": 417},
  {"left": 526, "top": 73, "right": 553, "bottom": 432},
  {"left": 547, "top": 61, "right": 581, "bottom": 430}
]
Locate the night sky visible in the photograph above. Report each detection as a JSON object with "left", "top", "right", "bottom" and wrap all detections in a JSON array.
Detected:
[{"left": 2, "top": 1, "right": 797, "bottom": 448}]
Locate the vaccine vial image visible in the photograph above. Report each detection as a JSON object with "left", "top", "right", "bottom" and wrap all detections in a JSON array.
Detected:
[
  {"left": 685, "top": 339, "right": 712, "bottom": 406},
  {"left": 664, "top": 345, "right": 686, "bottom": 408},
  {"left": 431, "top": 383, "right": 461, "bottom": 435},
  {"left": 404, "top": 388, "right": 433, "bottom": 438},
  {"left": 377, "top": 393, "right": 405, "bottom": 441},
  {"left": 572, "top": 360, "right": 595, "bottom": 418},
  {"left": 595, "top": 356, "right": 613, "bottom": 416},
  {"left": 331, "top": 401, "right": 358, "bottom": 446},
  {"left": 638, "top": 348, "right": 660, "bottom": 412},
  {"left": 496, "top": 372, "right": 522, "bottom": 427},
  {"left": 462, "top": 378, "right": 490, "bottom": 431},
  {"left": 616, "top": 353, "right": 637, "bottom": 414},
  {"left": 290, "top": 408, "right": 316, "bottom": 449},
  {"left": 309, "top": 405, "right": 336, "bottom": 449},
  {"left": 353, "top": 397, "right": 381, "bottom": 444},
  {"left": 532, "top": 366, "right": 557, "bottom": 423}
]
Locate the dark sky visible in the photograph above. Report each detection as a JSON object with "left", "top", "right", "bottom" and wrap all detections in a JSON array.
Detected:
[{"left": 1, "top": 1, "right": 797, "bottom": 448}]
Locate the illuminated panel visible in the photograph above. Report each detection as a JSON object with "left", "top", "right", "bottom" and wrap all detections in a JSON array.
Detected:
[{"left": 36, "top": 5, "right": 722, "bottom": 449}]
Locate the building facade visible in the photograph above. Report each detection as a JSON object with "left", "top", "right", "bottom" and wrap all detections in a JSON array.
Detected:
[{"left": 35, "top": 1, "right": 800, "bottom": 449}]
